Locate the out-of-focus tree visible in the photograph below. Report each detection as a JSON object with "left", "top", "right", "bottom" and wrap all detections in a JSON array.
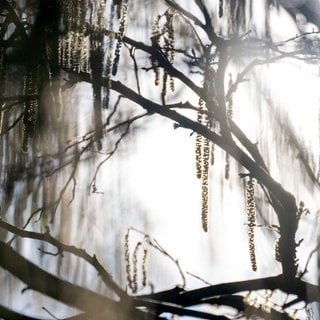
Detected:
[{"left": 1, "top": 0, "right": 320, "bottom": 319}]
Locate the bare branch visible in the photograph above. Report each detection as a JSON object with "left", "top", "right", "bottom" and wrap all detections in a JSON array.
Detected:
[
  {"left": 133, "top": 297, "right": 229, "bottom": 320},
  {"left": 0, "top": 219, "right": 126, "bottom": 299},
  {"left": 0, "top": 239, "right": 150, "bottom": 319},
  {"left": 139, "top": 275, "right": 320, "bottom": 308}
]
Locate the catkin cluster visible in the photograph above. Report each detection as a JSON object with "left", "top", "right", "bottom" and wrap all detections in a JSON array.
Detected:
[
  {"left": 59, "top": 0, "right": 88, "bottom": 72},
  {"left": 246, "top": 177, "right": 257, "bottom": 271},
  {"left": 124, "top": 231, "right": 148, "bottom": 293}
]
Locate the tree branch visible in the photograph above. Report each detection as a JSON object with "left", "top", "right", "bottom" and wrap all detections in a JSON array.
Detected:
[
  {"left": 0, "top": 240, "right": 157, "bottom": 320},
  {"left": 138, "top": 275, "right": 320, "bottom": 307},
  {"left": 0, "top": 219, "right": 126, "bottom": 299},
  {"left": 133, "top": 298, "right": 229, "bottom": 320}
]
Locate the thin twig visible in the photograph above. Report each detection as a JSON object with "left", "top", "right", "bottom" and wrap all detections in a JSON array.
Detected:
[{"left": 130, "top": 228, "right": 186, "bottom": 288}]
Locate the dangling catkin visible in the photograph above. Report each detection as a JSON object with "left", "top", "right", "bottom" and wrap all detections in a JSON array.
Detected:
[
  {"left": 22, "top": 69, "right": 39, "bottom": 152},
  {"left": 142, "top": 249, "right": 148, "bottom": 287},
  {"left": 165, "top": 10, "right": 175, "bottom": 92},
  {"left": 201, "top": 133, "right": 210, "bottom": 232},
  {"left": 195, "top": 99, "right": 204, "bottom": 179},
  {"left": 195, "top": 98, "right": 211, "bottom": 232},
  {"left": 124, "top": 231, "right": 132, "bottom": 290},
  {"left": 132, "top": 241, "right": 142, "bottom": 293},
  {"left": 151, "top": 15, "right": 161, "bottom": 86},
  {"left": 246, "top": 177, "right": 257, "bottom": 271},
  {"left": 112, "top": 1, "right": 128, "bottom": 76}
]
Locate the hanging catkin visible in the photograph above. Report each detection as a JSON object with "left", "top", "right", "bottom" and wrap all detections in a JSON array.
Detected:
[
  {"left": 124, "top": 231, "right": 133, "bottom": 290},
  {"left": 142, "top": 249, "right": 148, "bottom": 287},
  {"left": 75, "top": 1, "right": 88, "bottom": 73},
  {"left": 161, "top": 10, "right": 175, "bottom": 105},
  {"left": 165, "top": 10, "right": 175, "bottom": 92},
  {"left": 195, "top": 99, "right": 204, "bottom": 179},
  {"left": 151, "top": 15, "right": 161, "bottom": 86},
  {"left": 132, "top": 242, "right": 141, "bottom": 293},
  {"left": 246, "top": 177, "right": 257, "bottom": 271},
  {"left": 124, "top": 231, "right": 148, "bottom": 294},
  {"left": 103, "top": 3, "right": 116, "bottom": 109},
  {"left": 112, "top": 1, "right": 128, "bottom": 76},
  {"left": 201, "top": 133, "right": 210, "bottom": 232},
  {"left": 59, "top": 0, "right": 87, "bottom": 72},
  {"left": 202, "top": 111, "right": 211, "bottom": 232},
  {"left": 195, "top": 98, "right": 211, "bottom": 232},
  {"left": 22, "top": 68, "right": 39, "bottom": 152}
]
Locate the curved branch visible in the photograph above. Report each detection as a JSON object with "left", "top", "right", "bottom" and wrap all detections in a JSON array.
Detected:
[
  {"left": 0, "top": 240, "right": 157, "bottom": 320},
  {"left": 133, "top": 298, "right": 229, "bottom": 320},
  {"left": 139, "top": 275, "right": 320, "bottom": 308},
  {"left": 0, "top": 219, "right": 126, "bottom": 299}
]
